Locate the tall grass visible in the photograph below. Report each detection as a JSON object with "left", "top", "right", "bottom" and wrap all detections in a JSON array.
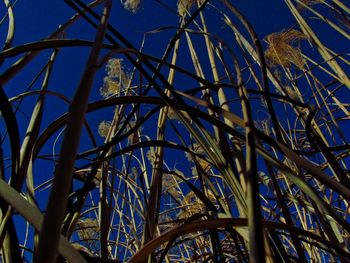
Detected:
[{"left": 0, "top": 0, "right": 349, "bottom": 262}]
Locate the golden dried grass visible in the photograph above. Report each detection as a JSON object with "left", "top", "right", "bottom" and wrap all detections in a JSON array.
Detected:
[{"left": 265, "top": 29, "right": 307, "bottom": 69}]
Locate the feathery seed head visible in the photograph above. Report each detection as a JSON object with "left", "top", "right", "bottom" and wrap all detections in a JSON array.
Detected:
[
  {"left": 100, "top": 58, "right": 129, "bottom": 98},
  {"left": 146, "top": 148, "right": 155, "bottom": 164},
  {"left": 76, "top": 218, "right": 99, "bottom": 242},
  {"left": 121, "top": 0, "right": 141, "bottom": 13},
  {"left": 98, "top": 121, "right": 111, "bottom": 138},
  {"left": 177, "top": 0, "right": 203, "bottom": 16},
  {"left": 265, "top": 29, "right": 306, "bottom": 69},
  {"left": 163, "top": 172, "right": 181, "bottom": 199},
  {"left": 100, "top": 77, "right": 121, "bottom": 98}
]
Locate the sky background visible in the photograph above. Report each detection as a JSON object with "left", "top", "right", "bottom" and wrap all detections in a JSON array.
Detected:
[{"left": 1, "top": 0, "right": 300, "bottom": 167}]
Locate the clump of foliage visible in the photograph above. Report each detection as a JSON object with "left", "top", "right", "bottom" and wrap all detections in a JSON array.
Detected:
[{"left": 0, "top": 0, "right": 349, "bottom": 262}]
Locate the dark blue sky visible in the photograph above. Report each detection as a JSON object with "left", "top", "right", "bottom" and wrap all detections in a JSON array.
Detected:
[{"left": 2, "top": 0, "right": 298, "bottom": 153}]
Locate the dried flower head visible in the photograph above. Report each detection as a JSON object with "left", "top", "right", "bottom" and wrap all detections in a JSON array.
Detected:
[
  {"left": 100, "top": 58, "right": 129, "bottom": 98},
  {"left": 121, "top": 0, "right": 141, "bottom": 13},
  {"left": 177, "top": 0, "right": 203, "bottom": 16},
  {"left": 285, "top": 86, "right": 300, "bottom": 101},
  {"left": 100, "top": 78, "right": 121, "bottom": 98},
  {"left": 162, "top": 173, "right": 181, "bottom": 200},
  {"left": 106, "top": 58, "right": 123, "bottom": 78},
  {"left": 98, "top": 121, "right": 111, "bottom": 138},
  {"left": 265, "top": 29, "right": 306, "bottom": 69},
  {"left": 76, "top": 218, "right": 99, "bottom": 242},
  {"left": 184, "top": 143, "right": 212, "bottom": 174},
  {"left": 146, "top": 147, "right": 156, "bottom": 165},
  {"left": 177, "top": 192, "right": 203, "bottom": 219},
  {"left": 178, "top": 190, "right": 216, "bottom": 219}
]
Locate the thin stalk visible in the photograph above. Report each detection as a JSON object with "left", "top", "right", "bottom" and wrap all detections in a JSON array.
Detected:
[{"left": 36, "top": 2, "right": 112, "bottom": 262}]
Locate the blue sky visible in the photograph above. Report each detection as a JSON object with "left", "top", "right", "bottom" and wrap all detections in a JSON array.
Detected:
[{"left": 2, "top": 0, "right": 300, "bottom": 160}]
